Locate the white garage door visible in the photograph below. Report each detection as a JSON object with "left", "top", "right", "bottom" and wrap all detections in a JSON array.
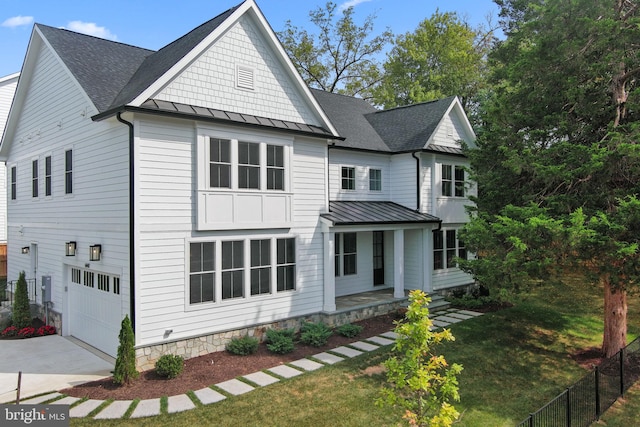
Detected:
[{"left": 69, "top": 267, "right": 122, "bottom": 357}]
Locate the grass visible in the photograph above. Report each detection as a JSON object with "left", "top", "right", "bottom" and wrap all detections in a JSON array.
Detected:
[{"left": 70, "top": 274, "right": 640, "bottom": 426}]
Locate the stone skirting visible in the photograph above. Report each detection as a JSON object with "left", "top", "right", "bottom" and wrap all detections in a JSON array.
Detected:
[{"left": 134, "top": 299, "right": 407, "bottom": 371}]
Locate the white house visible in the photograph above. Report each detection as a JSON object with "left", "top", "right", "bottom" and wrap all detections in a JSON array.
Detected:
[
  {"left": 0, "top": 0, "right": 475, "bottom": 369},
  {"left": 0, "top": 72, "right": 19, "bottom": 249}
]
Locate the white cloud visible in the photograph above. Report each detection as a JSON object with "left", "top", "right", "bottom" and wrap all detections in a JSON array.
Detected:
[
  {"left": 338, "top": 0, "right": 373, "bottom": 11},
  {"left": 65, "top": 21, "right": 117, "bottom": 40},
  {"left": 2, "top": 15, "right": 34, "bottom": 28}
]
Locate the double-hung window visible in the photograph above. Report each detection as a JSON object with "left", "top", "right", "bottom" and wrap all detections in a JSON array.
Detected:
[
  {"left": 341, "top": 167, "right": 355, "bottom": 190},
  {"left": 45, "top": 156, "right": 52, "bottom": 196},
  {"left": 433, "top": 229, "right": 467, "bottom": 270},
  {"left": 250, "top": 239, "right": 271, "bottom": 295},
  {"left": 267, "top": 144, "right": 284, "bottom": 190},
  {"left": 222, "top": 240, "right": 244, "bottom": 299},
  {"left": 335, "top": 233, "right": 357, "bottom": 276},
  {"left": 190, "top": 242, "right": 215, "bottom": 304},
  {"left": 210, "top": 138, "right": 231, "bottom": 188},
  {"left": 277, "top": 238, "right": 296, "bottom": 291},
  {"left": 238, "top": 141, "right": 260, "bottom": 189},
  {"left": 65, "top": 149, "right": 73, "bottom": 194},
  {"left": 369, "top": 168, "right": 381, "bottom": 191},
  {"left": 10, "top": 166, "right": 16, "bottom": 200},
  {"left": 32, "top": 160, "right": 38, "bottom": 198},
  {"left": 442, "top": 164, "right": 465, "bottom": 197}
]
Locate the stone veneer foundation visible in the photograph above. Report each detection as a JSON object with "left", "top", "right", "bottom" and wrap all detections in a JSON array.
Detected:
[{"left": 134, "top": 299, "right": 408, "bottom": 371}]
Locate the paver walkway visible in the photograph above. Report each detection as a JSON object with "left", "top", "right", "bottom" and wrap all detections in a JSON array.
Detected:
[{"left": 18, "top": 308, "right": 482, "bottom": 419}]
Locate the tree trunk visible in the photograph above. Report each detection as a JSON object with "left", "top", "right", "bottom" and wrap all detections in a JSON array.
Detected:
[{"left": 602, "top": 278, "right": 627, "bottom": 358}]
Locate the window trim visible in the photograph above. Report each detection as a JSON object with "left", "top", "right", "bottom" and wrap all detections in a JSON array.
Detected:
[
  {"left": 341, "top": 166, "right": 355, "bottom": 191},
  {"left": 10, "top": 165, "right": 16, "bottom": 200},
  {"left": 335, "top": 232, "right": 357, "bottom": 276},
  {"left": 433, "top": 228, "right": 467, "bottom": 271},
  {"left": 32, "top": 159, "right": 38, "bottom": 198},
  {"left": 441, "top": 163, "right": 465, "bottom": 198},
  {"left": 64, "top": 149, "right": 73, "bottom": 195},
  {"left": 369, "top": 168, "right": 382, "bottom": 191},
  {"left": 45, "top": 155, "right": 52, "bottom": 197}
]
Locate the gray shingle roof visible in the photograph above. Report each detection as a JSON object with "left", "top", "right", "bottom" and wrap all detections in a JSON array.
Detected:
[{"left": 321, "top": 201, "right": 440, "bottom": 226}]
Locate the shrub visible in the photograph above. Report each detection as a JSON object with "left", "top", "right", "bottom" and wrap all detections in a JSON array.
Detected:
[
  {"left": 37, "top": 325, "right": 57, "bottom": 336},
  {"left": 18, "top": 326, "right": 35, "bottom": 338},
  {"left": 155, "top": 354, "right": 184, "bottom": 379},
  {"left": 336, "top": 323, "right": 363, "bottom": 338},
  {"left": 113, "top": 315, "right": 139, "bottom": 385},
  {"left": 265, "top": 329, "right": 295, "bottom": 354},
  {"left": 226, "top": 335, "right": 259, "bottom": 355},
  {"left": 12, "top": 271, "right": 31, "bottom": 329},
  {"left": 1, "top": 325, "right": 17, "bottom": 337},
  {"left": 300, "top": 322, "right": 333, "bottom": 347}
]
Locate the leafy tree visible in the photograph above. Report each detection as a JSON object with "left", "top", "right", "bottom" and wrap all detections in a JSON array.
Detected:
[
  {"left": 464, "top": 0, "right": 640, "bottom": 357},
  {"left": 12, "top": 271, "right": 31, "bottom": 329},
  {"left": 277, "top": 1, "right": 392, "bottom": 99},
  {"left": 373, "top": 10, "right": 493, "bottom": 111},
  {"left": 113, "top": 315, "right": 139, "bottom": 385},
  {"left": 378, "top": 290, "right": 462, "bottom": 427}
]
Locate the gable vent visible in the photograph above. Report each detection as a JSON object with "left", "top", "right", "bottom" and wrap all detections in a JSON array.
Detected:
[{"left": 237, "top": 66, "right": 255, "bottom": 90}]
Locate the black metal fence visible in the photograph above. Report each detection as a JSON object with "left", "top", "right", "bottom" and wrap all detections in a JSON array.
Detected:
[
  {"left": 3, "top": 278, "right": 38, "bottom": 305},
  {"left": 516, "top": 337, "right": 640, "bottom": 427}
]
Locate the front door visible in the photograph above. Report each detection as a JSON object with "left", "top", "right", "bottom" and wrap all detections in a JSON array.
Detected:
[{"left": 373, "top": 231, "right": 384, "bottom": 286}]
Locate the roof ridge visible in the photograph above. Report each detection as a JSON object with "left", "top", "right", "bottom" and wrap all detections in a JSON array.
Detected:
[
  {"left": 367, "top": 96, "right": 456, "bottom": 116},
  {"left": 35, "top": 23, "right": 155, "bottom": 54}
]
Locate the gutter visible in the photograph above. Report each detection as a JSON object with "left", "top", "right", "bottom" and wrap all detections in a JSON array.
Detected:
[{"left": 116, "top": 112, "right": 136, "bottom": 333}]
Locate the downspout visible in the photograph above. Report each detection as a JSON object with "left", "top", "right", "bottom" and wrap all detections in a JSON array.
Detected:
[
  {"left": 411, "top": 151, "right": 421, "bottom": 211},
  {"left": 116, "top": 112, "right": 136, "bottom": 333},
  {"left": 327, "top": 141, "right": 336, "bottom": 206}
]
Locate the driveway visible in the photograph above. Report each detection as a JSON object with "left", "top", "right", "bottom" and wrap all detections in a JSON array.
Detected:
[{"left": 0, "top": 335, "right": 114, "bottom": 403}]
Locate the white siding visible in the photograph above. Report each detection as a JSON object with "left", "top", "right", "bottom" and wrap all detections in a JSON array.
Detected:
[
  {"left": 328, "top": 150, "right": 391, "bottom": 201},
  {"left": 6, "top": 43, "right": 130, "bottom": 338},
  {"left": 335, "top": 231, "right": 375, "bottom": 296},
  {"left": 158, "top": 14, "right": 319, "bottom": 126},
  {"left": 0, "top": 74, "right": 18, "bottom": 243},
  {"left": 432, "top": 154, "right": 474, "bottom": 223},
  {"left": 403, "top": 229, "right": 423, "bottom": 291},
  {"left": 430, "top": 109, "right": 473, "bottom": 148},
  {"left": 433, "top": 268, "right": 474, "bottom": 290},
  {"left": 419, "top": 153, "right": 433, "bottom": 214},
  {"left": 135, "top": 115, "right": 327, "bottom": 348},
  {"left": 390, "top": 153, "right": 416, "bottom": 209}
]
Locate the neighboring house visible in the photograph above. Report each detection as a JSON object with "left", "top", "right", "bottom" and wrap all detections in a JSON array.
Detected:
[
  {"left": 0, "top": 73, "right": 18, "bottom": 252},
  {"left": 0, "top": 0, "right": 475, "bottom": 368}
]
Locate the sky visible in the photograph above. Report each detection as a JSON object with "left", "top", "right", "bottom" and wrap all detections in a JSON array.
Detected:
[{"left": 0, "top": 0, "right": 501, "bottom": 78}]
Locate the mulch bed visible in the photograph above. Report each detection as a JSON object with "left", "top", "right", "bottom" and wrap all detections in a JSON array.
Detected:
[{"left": 61, "top": 312, "right": 403, "bottom": 400}]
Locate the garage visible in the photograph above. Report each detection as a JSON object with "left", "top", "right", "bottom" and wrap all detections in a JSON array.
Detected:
[{"left": 68, "top": 266, "right": 122, "bottom": 357}]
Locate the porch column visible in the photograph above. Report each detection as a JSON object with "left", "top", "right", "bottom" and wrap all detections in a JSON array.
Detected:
[
  {"left": 393, "top": 229, "right": 405, "bottom": 298},
  {"left": 423, "top": 228, "right": 433, "bottom": 293},
  {"left": 323, "top": 231, "right": 336, "bottom": 312}
]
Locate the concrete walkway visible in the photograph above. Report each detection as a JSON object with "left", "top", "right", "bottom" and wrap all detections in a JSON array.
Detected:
[{"left": 12, "top": 308, "right": 482, "bottom": 419}]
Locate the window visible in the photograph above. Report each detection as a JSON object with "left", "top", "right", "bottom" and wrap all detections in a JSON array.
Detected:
[
  {"left": 222, "top": 241, "right": 244, "bottom": 299},
  {"left": 433, "top": 229, "right": 466, "bottom": 270},
  {"left": 10, "top": 166, "right": 16, "bottom": 200},
  {"left": 341, "top": 167, "right": 355, "bottom": 190},
  {"left": 97, "top": 274, "right": 110, "bottom": 292},
  {"left": 209, "top": 138, "right": 231, "bottom": 188},
  {"left": 238, "top": 141, "right": 260, "bottom": 189},
  {"left": 32, "top": 160, "right": 38, "bottom": 198},
  {"left": 45, "top": 156, "right": 52, "bottom": 196},
  {"left": 335, "top": 233, "right": 357, "bottom": 276},
  {"left": 442, "top": 164, "right": 465, "bottom": 197},
  {"left": 190, "top": 242, "right": 215, "bottom": 304},
  {"left": 251, "top": 239, "right": 271, "bottom": 295},
  {"left": 267, "top": 144, "right": 284, "bottom": 190},
  {"left": 83, "top": 271, "right": 94, "bottom": 288},
  {"left": 113, "top": 277, "right": 121, "bottom": 295},
  {"left": 65, "top": 149, "right": 73, "bottom": 194},
  {"left": 369, "top": 168, "right": 381, "bottom": 191},
  {"left": 277, "top": 238, "right": 296, "bottom": 291},
  {"left": 71, "top": 268, "right": 81, "bottom": 284}
]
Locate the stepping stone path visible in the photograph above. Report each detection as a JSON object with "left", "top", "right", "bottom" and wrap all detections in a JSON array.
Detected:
[{"left": 14, "top": 307, "right": 482, "bottom": 419}]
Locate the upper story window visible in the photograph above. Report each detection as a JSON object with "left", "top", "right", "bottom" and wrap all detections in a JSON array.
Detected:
[
  {"left": 238, "top": 141, "right": 260, "bottom": 189},
  {"left": 369, "top": 168, "right": 382, "bottom": 191},
  {"left": 65, "top": 149, "right": 73, "bottom": 194},
  {"left": 341, "top": 167, "right": 355, "bottom": 190},
  {"left": 10, "top": 166, "right": 16, "bottom": 200},
  {"left": 45, "top": 156, "right": 52, "bottom": 196},
  {"left": 210, "top": 138, "right": 231, "bottom": 188},
  {"left": 267, "top": 145, "right": 284, "bottom": 190},
  {"left": 32, "top": 160, "right": 38, "bottom": 198},
  {"left": 434, "top": 229, "right": 467, "bottom": 270},
  {"left": 442, "top": 164, "right": 465, "bottom": 197}
]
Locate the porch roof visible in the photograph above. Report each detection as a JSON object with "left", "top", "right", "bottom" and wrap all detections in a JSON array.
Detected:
[{"left": 321, "top": 201, "right": 441, "bottom": 226}]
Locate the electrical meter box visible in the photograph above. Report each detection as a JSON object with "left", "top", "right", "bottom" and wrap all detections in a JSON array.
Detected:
[{"left": 42, "top": 276, "right": 52, "bottom": 303}]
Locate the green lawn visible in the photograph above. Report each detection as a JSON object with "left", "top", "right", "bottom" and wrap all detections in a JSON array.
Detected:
[{"left": 70, "top": 275, "right": 640, "bottom": 426}]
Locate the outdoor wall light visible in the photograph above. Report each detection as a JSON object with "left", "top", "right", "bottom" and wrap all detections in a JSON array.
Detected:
[
  {"left": 89, "top": 244, "right": 102, "bottom": 261},
  {"left": 65, "top": 241, "right": 77, "bottom": 256},
  {"left": 21, "top": 246, "right": 29, "bottom": 254}
]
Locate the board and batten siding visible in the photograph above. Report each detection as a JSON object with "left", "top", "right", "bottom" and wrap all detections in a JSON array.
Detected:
[
  {"left": 157, "top": 14, "right": 319, "bottom": 126},
  {"left": 135, "top": 116, "right": 327, "bottom": 348},
  {"left": 6, "top": 42, "right": 131, "bottom": 330},
  {"left": 328, "top": 150, "right": 391, "bottom": 201}
]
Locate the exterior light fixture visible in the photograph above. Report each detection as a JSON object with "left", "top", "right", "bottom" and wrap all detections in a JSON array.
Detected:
[
  {"left": 65, "top": 241, "right": 77, "bottom": 256},
  {"left": 89, "top": 244, "right": 102, "bottom": 261},
  {"left": 21, "top": 246, "right": 30, "bottom": 254}
]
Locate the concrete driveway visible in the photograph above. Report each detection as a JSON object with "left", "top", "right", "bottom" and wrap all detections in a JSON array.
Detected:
[{"left": 0, "top": 335, "right": 114, "bottom": 403}]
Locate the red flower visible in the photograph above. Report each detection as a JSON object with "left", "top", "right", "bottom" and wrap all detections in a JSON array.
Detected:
[
  {"left": 18, "top": 327, "right": 36, "bottom": 338},
  {"left": 37, "top": 325, "right": 57, "bottom": 336},
  {"left": 1, "top": 326, "right": 17, "bottom": 337}
]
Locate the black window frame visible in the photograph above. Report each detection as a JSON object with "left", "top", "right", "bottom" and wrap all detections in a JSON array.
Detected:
[
  {"left": 189, "top": 242, "right": 215, "bottom": 304},
  {"left": 341, "top": 167, "right": 355, "bottom": 190}
]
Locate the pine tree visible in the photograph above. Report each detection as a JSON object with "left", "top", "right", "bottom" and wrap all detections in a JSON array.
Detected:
[
  {"left": 12, "top": 271, "right": 31, "bottom": 329},
  {"left": 113, "top": 315, "right": 139, "bottom": 385}
]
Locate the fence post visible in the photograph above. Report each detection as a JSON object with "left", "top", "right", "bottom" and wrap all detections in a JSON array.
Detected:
[
  {"left": 529, "top": 413, "right": 533, "bottom": 427},
  {"left": 595, "top": 366, "right": 601, "bottom": 420},
  {"left": 620, "top": 348, "right": 625, "bottom": 396},
  {"left": 566, "top": 388, "right": 571, "bottom": 427}
]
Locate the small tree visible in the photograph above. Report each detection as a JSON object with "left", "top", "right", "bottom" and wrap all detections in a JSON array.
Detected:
[
  {"left": 12, "top": 271, "right": 31, "bottom": 329},
  {"left": 113, "top": 315, "right": 139, "bottom": 385},
  {"left": 378, "top": 290, "right": 463, "bottom": 427}
]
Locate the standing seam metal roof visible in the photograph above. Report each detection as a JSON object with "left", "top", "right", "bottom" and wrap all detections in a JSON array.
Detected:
[{"left": 321, "top": 201, "right": 441, "bottom": 226}]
